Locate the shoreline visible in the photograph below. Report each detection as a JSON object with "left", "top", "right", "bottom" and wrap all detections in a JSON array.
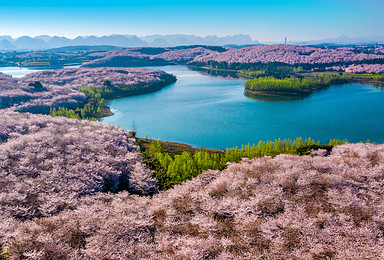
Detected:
[
  {"left": 98, "top": 65, "right": 383, "bottom": 146},
  {"left": 188, "top": 64, "right": 384, "bottom": 83},
  {"left": 51, "top": 74, "right": 177, "bottom": 121}
]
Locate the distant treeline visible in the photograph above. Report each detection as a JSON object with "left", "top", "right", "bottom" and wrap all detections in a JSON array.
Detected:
[
  {"left": 0, "top": 52, "right": 95, "bottom": 68},
  {"left": 141, "top": 138, "right": 346, "bottom": 190},
  {"left": 51, "top": 74, "right": 176, "bottom": 120},
  {"left": 190, "top": 59, "right": 384, "bottom": 75},
  {"left": 130, "top": 45, "right": 228, "bottom": 55},
  {"left": 84, "top": 56, "right": 173, "bottom": 68},
  {"left": 190, "top": 61, "right": 296, "bottom": 78}
]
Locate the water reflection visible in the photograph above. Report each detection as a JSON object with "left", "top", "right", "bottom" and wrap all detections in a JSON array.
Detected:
[
  {"left": 0, "top": 65, "right": 81, "bottom": 78},
  {"left": 187, "top": 66, "right": 240, "bottom": 79},
  {"left": 244, "top": 91, "right": 306, "bottom": 102},
  {"left": 187, "top": 66, "right": 318, "bottom": 102},
  {"left": 372, "top": 84, "right": 384, "bottom": 91}
]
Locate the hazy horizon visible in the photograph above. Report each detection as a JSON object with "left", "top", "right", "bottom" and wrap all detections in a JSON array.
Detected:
[
  {"left": 1, "top": 0, "right": 383, "bottom": 42},
  {"left": 1, "top": 33, "right": 383, "bottom": 45}
]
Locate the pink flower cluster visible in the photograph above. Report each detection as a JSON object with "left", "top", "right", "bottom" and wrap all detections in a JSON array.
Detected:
[
  {"left": 345, "top": 64, "right": 384, "bottom": 74},
  {"left": 325, "top": 65, "right": 346, "bottom": 71},
  {"left": 374, "top": 46, "right": 384, "bottom": 54},
  {"left": 2, "top": 117, "right": 384, "bottom": 259},
  {"left": 193, "top": 44, "right": 384, "bottom": 65}
]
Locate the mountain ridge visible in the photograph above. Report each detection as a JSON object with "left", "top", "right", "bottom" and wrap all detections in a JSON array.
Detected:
[
  {"left": 0, "top": 34, "right": 259, "bottom": 50},
  {"left": 1, "top": 34, "right": 383, "bottom": 51}
]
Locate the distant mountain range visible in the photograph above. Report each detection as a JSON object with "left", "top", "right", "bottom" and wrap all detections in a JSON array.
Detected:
[
  {"left": 0, "top": 34, "right": 259, "bottom": 51},
  {"left": 0, "top": 34, "right": 383, "bottom": 51}
]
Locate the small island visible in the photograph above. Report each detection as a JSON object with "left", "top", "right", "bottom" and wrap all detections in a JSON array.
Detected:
[
  {"left": 244, "top": 76, "right": 330, "bottom": 97},
  {"left": 243, "top": 72, "right": 384, "bottom": 98}
]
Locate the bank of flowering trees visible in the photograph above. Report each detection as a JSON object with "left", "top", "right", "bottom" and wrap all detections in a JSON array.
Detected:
[
  {"left": 345, "top": 64, "right": 384, "bottom": 74},
  {"left": 48, "top": 69, "right": 176, "bottom": 120},
  {"left": 83, "top": 46, "right": 226, "bottom": 67},
  {"left": 0, "top": 67, "right": 176, "bottom": 118},
  {"left": 153, "top": 47, "right": 221, "bottom": 62},
  {"left": 0, "top": 72, "right": 86, "bottom": 114},
  {"left": 1, "top": 131, "right": 384, "bottom": 258},
  {"left": 21, "top": 67, "right": 173, "bottom": 89},
  {"left": 85, "top": 45, "right": 384, "bottom": 69},
  {"left": 0, "top": 111, "right": 157, "bottom": 225},
  {"left": 192, "top": 44, "right": 384, "bottom": 65}
]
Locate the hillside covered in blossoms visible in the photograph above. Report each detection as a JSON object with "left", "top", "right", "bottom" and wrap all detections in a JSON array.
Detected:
[
  {"left": 0, "top": 113, "right": 383, "bottom": 259},
  {"left": 344, "top": 64, "right": 384, "bottom": 74},
  {"left": 0, "top": 111, "right": 157, "bottom": 218},
  {"left": 83, "top": 45, "right": 384, "bottom": 73},
  {"left": 21, "top": 67, "right": 173, "bottom": 89},
  {"left": 192, "top": 44, "right": 384, "bottom": 65},
  {"left": 83, "top": 46, "right": 228, "bottom": 67},
  {"left": 0, "top": 67, "right": 176, "bottom": 114}
]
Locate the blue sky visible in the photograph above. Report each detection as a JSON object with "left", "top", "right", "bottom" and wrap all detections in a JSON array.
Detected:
[{"left": 0, "top": 0, "right": 383, "bottom": 42}]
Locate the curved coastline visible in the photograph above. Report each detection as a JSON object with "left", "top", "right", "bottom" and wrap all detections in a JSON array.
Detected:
[
  {"left": 102, "top": 65, "right": 384, "bottom": 149},
  {"left": 97, "top": 74, "right": 177, "bottom": 119}
]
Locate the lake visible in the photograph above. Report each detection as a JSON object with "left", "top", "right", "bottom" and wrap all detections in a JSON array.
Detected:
[
  {"left": 2, "top": 65, "right": 383, "bottom": 149},
  {"left": 0, "top": 65, "right": 80, "bottom": 78},
  {"left": 101, "top": 65, "right": 384, "bottom": 149}
]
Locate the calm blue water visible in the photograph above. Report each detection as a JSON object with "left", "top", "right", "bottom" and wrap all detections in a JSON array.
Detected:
[
  {"left": 101, "top": 66, "right": 384, "bottom": 149},
  {"left": 0, "top": 67, "right": 44, "bottom": 78},
  {"left": 0, "top": 65, "right": 80, "bottom": 78}
]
